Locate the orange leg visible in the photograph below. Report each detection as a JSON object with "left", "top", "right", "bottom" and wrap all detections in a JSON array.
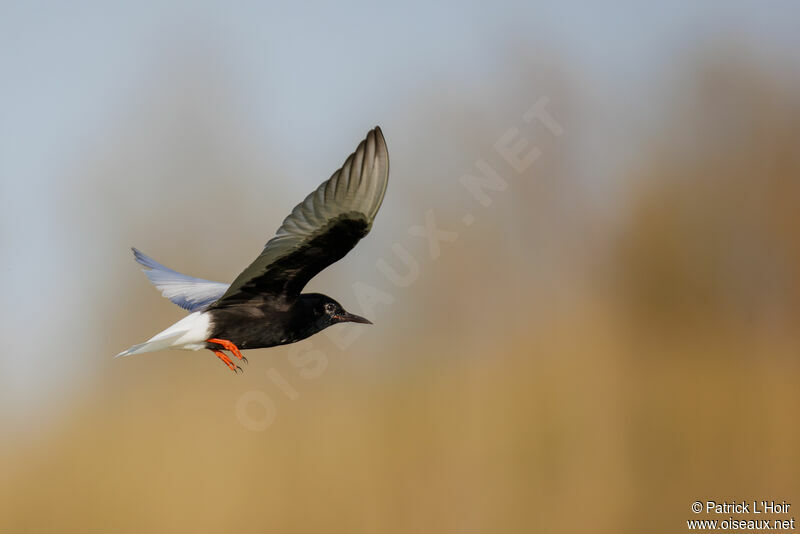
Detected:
[
  {"left": 211, "top": 349, "right": 241, "bottom": 373},
  {"left": 207, "top": 338, "right": 246, "bottom": 361}
]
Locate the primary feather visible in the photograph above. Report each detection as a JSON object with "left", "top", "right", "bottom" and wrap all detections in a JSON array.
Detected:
[
  {"left": 132, "top": 248, "right": 230, "bottom": 312},
  {"left": 212, "top": 126, "right": 389, "bottom": 306}
]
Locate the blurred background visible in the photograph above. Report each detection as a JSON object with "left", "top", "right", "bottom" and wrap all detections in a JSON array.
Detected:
[{"left": 2, "top": 1, "right": 799, "bottom": 532}]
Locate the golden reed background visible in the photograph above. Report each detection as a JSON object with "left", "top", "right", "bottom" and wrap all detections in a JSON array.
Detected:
[{"left": 2, "top": 49, "right": 799, "bottom": 533}]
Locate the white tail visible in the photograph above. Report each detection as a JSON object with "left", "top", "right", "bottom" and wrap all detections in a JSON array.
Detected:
[
  {"left": 115, "top": 333, "right": 186, "bottom": 358},
  {"left": 115, "top": 312, "right": 212, "bottom": 358}
]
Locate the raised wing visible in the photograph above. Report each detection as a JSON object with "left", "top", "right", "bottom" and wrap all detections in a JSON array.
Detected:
[
  {"left": 132, "top": 248, "right": 230, "bottom": 312},
  {"left": 212, "top": 126, "right": 389, "bottom": 307}
]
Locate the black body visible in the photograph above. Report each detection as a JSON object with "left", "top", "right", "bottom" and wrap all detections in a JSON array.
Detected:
[
  {"left": 205, "top": 214, "right": 372, "bottom": 351},
  {"left": 206, "top": 293, "right": 369, "bottom": 351}
]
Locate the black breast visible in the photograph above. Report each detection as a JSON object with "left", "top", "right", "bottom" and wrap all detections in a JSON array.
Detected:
[
  {"left": 207, "top": 297, "right": 322, "bottom": 350},
  {"left": 207, "top": 305, "right": 291, "bottom": 350}
]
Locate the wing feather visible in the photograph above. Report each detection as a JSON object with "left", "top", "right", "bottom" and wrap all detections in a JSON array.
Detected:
[
  {"left": 132, "top": 248, "right": 230, "bottom": 312},
  {"left": 212, "top": 126, "right": 389, "bottom": 306}
]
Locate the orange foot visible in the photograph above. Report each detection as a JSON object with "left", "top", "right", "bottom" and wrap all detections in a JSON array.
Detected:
[
  {"left": 207, "top": 338, "right": 248, "bottom": 364},
  {"left": 211, "top": 349, "right": 242, "bottom": 373}
]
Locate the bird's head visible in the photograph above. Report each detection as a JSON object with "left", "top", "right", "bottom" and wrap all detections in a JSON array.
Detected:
[{"left": 303, "top": 294, "right": 372, "bottom": 329}]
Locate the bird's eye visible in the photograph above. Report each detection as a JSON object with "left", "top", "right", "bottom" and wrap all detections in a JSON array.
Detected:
[{"left": 324, "top": 303, "right": 336, "bottom": 314}]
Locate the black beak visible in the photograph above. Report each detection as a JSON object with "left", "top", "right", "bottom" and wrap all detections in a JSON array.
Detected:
[{"left": 336, "top": 312, "right": 372, "bottom": 325}]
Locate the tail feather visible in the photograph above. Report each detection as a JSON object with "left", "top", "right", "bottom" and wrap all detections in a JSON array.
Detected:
[
  {"left": 114, "top": 311, "right": 211, "bottom": 359},
  {"left": 115, "top": 331, "right": 187, "bottom": 358}
]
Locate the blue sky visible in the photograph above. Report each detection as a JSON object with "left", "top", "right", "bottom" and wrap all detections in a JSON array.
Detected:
[{"left": 1, "top": 0, "right": 798, "bottom": 419}]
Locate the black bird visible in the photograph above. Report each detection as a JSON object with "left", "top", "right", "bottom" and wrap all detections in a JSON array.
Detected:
[{"left": 116, "top": 127, "right": 388, "bottom": 372}]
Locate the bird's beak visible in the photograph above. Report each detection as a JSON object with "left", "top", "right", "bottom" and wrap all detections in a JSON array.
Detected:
[{"left": 336, "top": 312, "right": 373, "bottom": 325}]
